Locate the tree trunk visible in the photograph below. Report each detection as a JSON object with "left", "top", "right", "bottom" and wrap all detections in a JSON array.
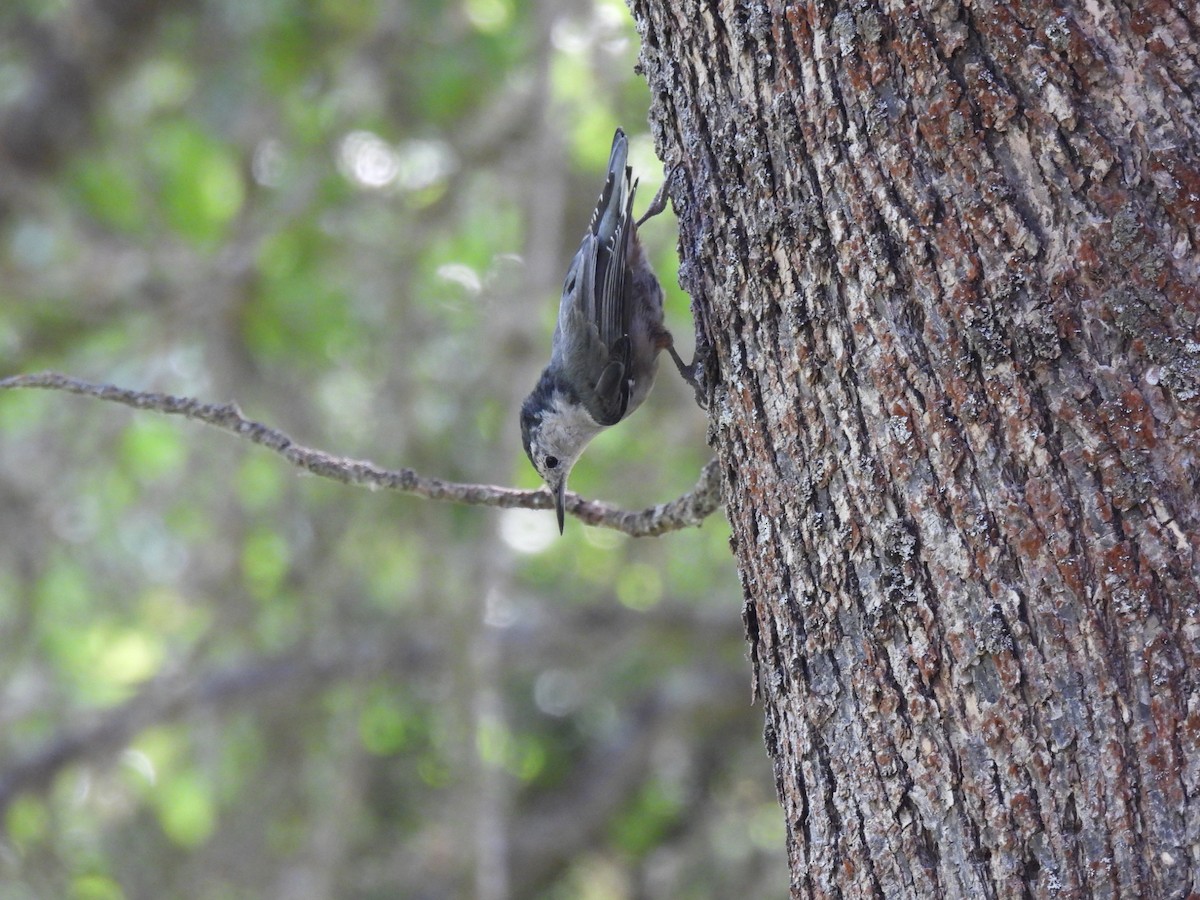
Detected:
[{"left": 629, "top": 0, "right": 1200, "bottom": 895}]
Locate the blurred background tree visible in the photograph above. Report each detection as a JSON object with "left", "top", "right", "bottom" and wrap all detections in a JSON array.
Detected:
[{"left": 0, "top": 0, "right": 786, "bottom": 897}]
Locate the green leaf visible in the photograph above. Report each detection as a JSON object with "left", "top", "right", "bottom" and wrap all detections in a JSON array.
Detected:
[
  {"left": 70, "top": 875, "right": 126, "bottom": 900},
  {"left": 0, "top": 387, "right": 50, "bottom": 436},
  {"left": 93, "top": 627, "right": 164, "bottom": 687},
  {"left": 155, "top": 771, "right": 216, "bottom": 848},
  {"left": 464, "top": 0, "right": 513, "bottom": 33},
  {"left": 148, "top": 120, "right": 245, "bottom": 244},
  {"left": 120, "top": 418, "right": 187, "bottom": 482},
  {"left": 615, "top": 562, "right": 663, "bottom": 611},
  {"left": 245, "top": 225, "right": 354, "bottom": 362},
  {"left": 610, "top": 781, "right": 682, "bottom": 856},
  {"left": 235, "top": 455, "right": 286, "bottom": 512},
  {"left": 241, "top": 526, "right": 290, "bottom": 599},
  {"left": 359, "top": 696, "right": 413, "bottom": 756},
  {"left": 69, "top": 157, "right": 145, "bottom": 233},
  {"left": 260, "top": 16, "right": 316, "bottom": 92},
  {"left": 35, "top": 556, "right": 92, "bottom": 623},
  {"left": 5, "top": 796, "right": 49, "bottom": 849}
]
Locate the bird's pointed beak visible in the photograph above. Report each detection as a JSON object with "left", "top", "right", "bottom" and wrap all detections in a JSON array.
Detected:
[{"left": 555, "top": 478, "right": 567, "bottom": 534}]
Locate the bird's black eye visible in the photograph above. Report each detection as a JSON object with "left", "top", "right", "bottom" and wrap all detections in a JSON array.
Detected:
[{"left": 544, "top": 456, "right": 559, "bottom": 470}]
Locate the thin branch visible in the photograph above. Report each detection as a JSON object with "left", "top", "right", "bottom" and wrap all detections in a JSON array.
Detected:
[
  {"left": 0, "top": 605, "right": 739, "bottom": 818},
  {"left": 0, "top": 638, "right": 427, "bottom": 817},
  {"left": 0, "top": 371, "right": 723, "bottom": 535}
]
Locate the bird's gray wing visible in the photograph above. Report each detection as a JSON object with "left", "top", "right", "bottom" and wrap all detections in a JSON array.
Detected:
[
  {"left": 590, "top": 131, "right": 635, "bottom": 353},
  {"left": 555, "top": 231, "right": 631, "bottom": 427},
  {"left": 551, "top": 129, "right": 640, "bottom": 427},
  {"left": 595, "top": 186, "right": 634, "bottom": 352}
]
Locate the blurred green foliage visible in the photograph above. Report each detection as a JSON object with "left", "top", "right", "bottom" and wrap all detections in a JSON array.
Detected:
[{"left": 0, "top": 0, "right": 785, "bottom": 897}]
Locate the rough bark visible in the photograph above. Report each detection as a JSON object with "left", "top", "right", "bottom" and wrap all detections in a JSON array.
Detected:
[{"left": 629, "top": 0, "right": 1200, "bottom": 896}]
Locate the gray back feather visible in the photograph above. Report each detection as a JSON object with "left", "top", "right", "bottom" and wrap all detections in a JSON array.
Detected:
[{"left": 551, "top": 130, "right": 640, "bottom": 426}]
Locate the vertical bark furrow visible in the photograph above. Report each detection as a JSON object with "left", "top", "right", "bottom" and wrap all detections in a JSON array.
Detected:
[{"left": 631, "top": 0, "right": 1197, "bottom": 895}]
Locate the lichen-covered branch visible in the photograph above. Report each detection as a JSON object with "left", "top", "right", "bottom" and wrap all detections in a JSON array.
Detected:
[{"left": 0, "top": 371, "right": 722, "bottom": 536}]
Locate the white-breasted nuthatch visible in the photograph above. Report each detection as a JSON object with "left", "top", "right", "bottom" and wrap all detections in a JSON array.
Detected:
[{"left": 520, "top": 128, "right": 689, "bottom": 532}]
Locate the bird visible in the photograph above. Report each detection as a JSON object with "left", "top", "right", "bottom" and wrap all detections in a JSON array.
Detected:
[{"left": 519, "top": 128, "right": 688, "bottom": 533}]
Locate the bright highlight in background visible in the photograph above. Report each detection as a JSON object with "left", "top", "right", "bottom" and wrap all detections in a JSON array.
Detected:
[
  {"left": 338, "top": 131, "right": 400, "bottom": 188},
  {"left": 499, "top": 508, "right": 559, "bottom": 554}
]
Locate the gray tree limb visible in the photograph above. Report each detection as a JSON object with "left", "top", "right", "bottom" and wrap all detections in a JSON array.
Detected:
[
  {"left": 0, "top": 639, "right": 414, "bottom": 818},
  {"left": 0, "top": 371, "right": 722, "bottom": 536}
]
